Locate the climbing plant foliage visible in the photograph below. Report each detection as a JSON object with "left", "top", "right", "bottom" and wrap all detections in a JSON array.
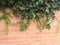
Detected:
[{"left": 0, "top": 0, "right": 60, "bottom": 31}]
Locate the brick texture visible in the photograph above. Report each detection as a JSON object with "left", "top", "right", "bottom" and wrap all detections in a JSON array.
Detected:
[{"left": 0, "top": 9, "right": 60, "bottom": 45}]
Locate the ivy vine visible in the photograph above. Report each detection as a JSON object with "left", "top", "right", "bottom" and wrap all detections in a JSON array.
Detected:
[{"left": 0, "top": 0, "right": 60, "bottom": 31}]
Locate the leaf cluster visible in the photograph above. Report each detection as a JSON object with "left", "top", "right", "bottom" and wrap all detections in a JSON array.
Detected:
[{"left": 0, "top": 0, "right": 60, "bottom": 31}]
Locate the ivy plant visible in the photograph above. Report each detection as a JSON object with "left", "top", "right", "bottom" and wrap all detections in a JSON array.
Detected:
[
  {"left": 0, "top": 8, "right": 11, "bottom": 34},
  {"left": 0, "top": 0, "right": 60, "bottom": 31}
]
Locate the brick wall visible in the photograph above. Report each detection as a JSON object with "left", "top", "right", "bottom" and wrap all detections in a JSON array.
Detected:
[{"left": 0, "top": 9, "right": 60, "bottom": 45}]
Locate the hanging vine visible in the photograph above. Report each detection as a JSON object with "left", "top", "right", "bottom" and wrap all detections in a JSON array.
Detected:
[
  {"left": 0, "top": 8, "right": 11, "bottom": 34},
  {"left": 0, "top": 0, "right": 60, "bottom": 31}
]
